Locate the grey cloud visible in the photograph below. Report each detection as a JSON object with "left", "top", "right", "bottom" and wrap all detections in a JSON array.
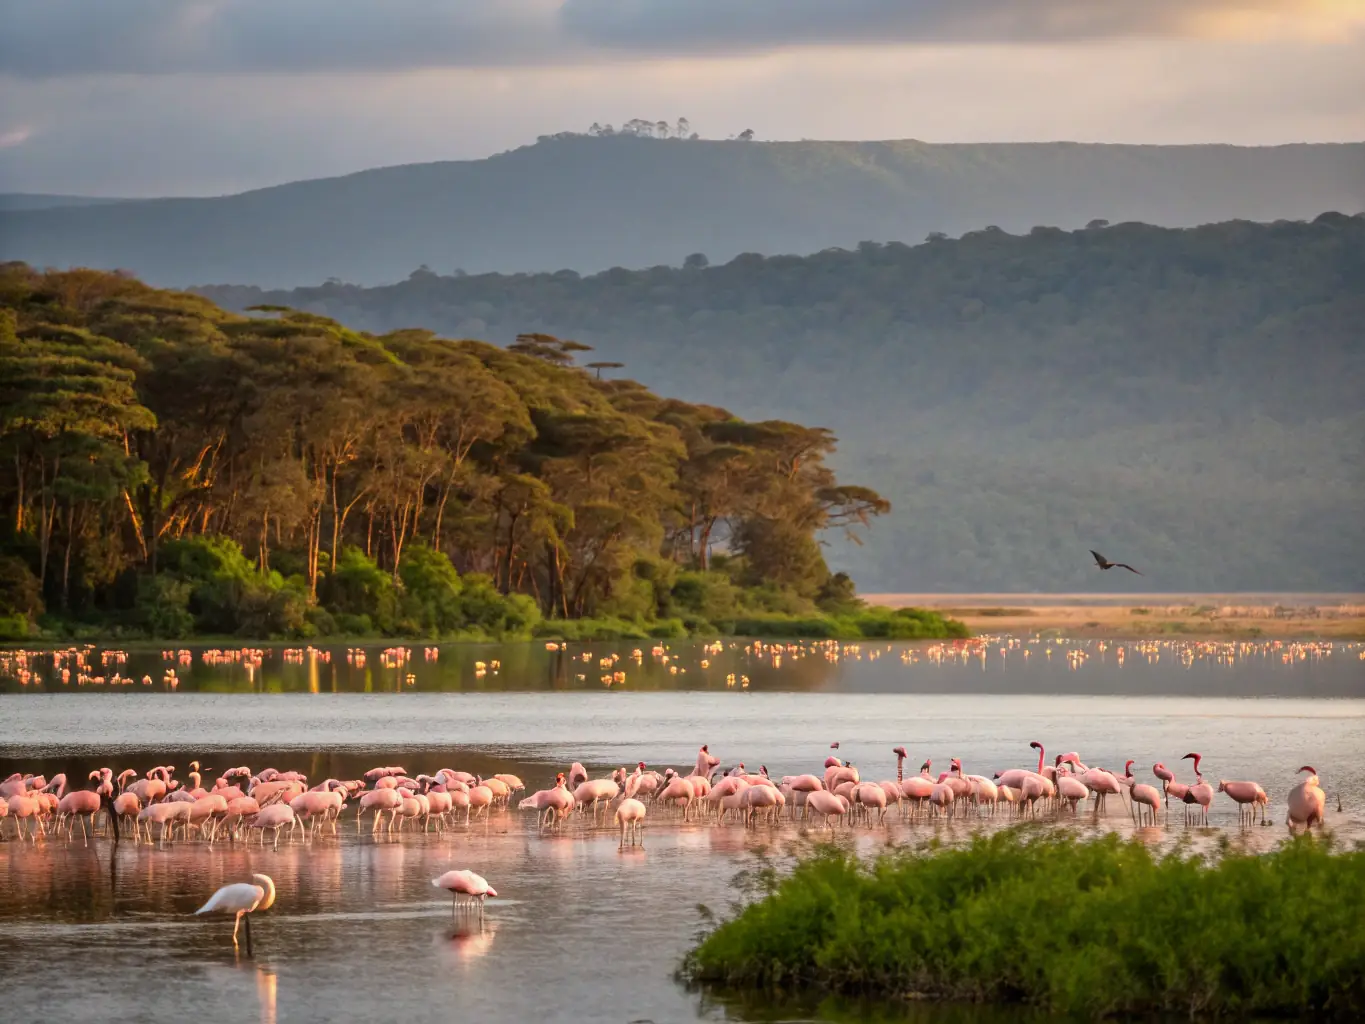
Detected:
[
  {"left": 0, "top": 1, "right": 568, "bottom": 76},
  {"left": 0, "top": 0, "right": 1345, "bottom": 76}
]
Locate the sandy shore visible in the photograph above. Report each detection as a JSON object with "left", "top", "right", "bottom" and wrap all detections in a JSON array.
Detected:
[{"left": 865, "top": 593, "right": 1365, "bottom": 639}]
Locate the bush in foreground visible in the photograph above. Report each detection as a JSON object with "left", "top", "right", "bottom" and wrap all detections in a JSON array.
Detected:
[{"left": 682, "top": 829, "right": 1365, "bottom": 1018}]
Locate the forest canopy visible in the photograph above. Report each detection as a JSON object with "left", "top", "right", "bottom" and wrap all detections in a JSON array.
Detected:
[
  {"left": 198, "top": 213, "right": 1365, "bottom": 593},
  {"left": 0, "top": 264, "right": 966, "bottom": 642}
]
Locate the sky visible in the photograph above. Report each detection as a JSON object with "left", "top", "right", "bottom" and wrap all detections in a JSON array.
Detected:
[{"left": 1, "top": 0, "right": 1363, "bottom": 197}]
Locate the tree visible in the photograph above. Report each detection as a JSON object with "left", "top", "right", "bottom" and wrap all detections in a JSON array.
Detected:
[
  {"left": 683, "top": 253, "right": 710, "bottom": 270},
  {"left": 586, "top": 361, "right": 625, "bottom": 380},
  {"left": 738, "top": 129, "right": 755, "bottom": 141}
]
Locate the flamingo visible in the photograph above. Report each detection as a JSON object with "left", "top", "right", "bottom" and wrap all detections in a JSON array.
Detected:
[
  {"left": 432, "top": 870, "right": 496, "bottom": 918},
  {"left": 1218, "top": 779, "right": 1270, "bottom": 826},
  {"left": 615, "top": 773, "right": 647, "bottom": 847},
  {"left": 195, "top": 874, "right": 277, "bottom": 953},
  {"left": 1287, "top": 766, "right": 1326, "bottom": 832},
  {"left": 1182, "top": 753, "right": 1215, "bottom": 825},
  {"left": 1124, "top": 761, "right": 1161, "bottom": 826}
]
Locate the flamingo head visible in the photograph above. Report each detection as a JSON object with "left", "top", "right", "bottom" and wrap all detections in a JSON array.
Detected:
[
  {"left": 1124, "top": 759, "right": 1135, "bottom": 777},
  {"left": 88, "top": 769, "right": 102, "bottom": 781},
  {"left": 936, "top": 771, "right": 949, "bottom": 782},
  {"left": 892, "top": 746, "right": 907, "bottom": 758},
  {"left": 760, "top": 765, "right": 768, "bottom": 777},
  {"left": 1029, "top": 741, "right": 1043, "bottom": 752},
  {"left": 921, "top": 759, "right": 931, "bottom": 772},
  {"left": 1217, "top": 780, "right": 1228, "bottom": 793},
  {"left": 700, "top": 745, "right": 708, "bottom": 753},
  {"left": 1298, "top": 765, "right": 1317, "bottom": 775},
  {"left": 830, "top": 742, "right": 840, "bottom": 749},
  {"left": 555, "top": 773, "right": 565, "bottom": 785},
  {"left": 950, "top": 758, "right": 961, "bottom": 771},
  {"left": 1054, "top": 754, "right": 1063, "bottom": 766},
  {"left": 637, "top": 761, "right": 646, "bottom": 770},
  {"left": 1182, "top": 752, "right": 1201, "bottom": 766}
]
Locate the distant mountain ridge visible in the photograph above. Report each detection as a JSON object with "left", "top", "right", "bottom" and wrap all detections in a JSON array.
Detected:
[
  {"left": 0, "top": 193, "right": 127, "bottom": 212},
  {"left": 3, "top": 136, "right": 1362, "bottom": 287}
]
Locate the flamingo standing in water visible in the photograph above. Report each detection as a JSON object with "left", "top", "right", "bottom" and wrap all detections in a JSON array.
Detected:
[
  {"left": 195, "top": 873, "right": 277, "bottom": 954},
  {"left": 1218, "top": 779, "right": 1270, "bottom": 826},
  {"left": 1124, "top": 761, "right": 1161, "bottom": 826},
  {"left": 1286, "top": 766, "right": 1326, "bottom": 832},
  {"left": 1181, "top": 753, "right": 1215, "bottom": 826},
  {"left": 432, "top": 869, "right": 496, "bottom": 918},
  {"left": 614, "top": 774, "right": 647, "bottom": 847}
]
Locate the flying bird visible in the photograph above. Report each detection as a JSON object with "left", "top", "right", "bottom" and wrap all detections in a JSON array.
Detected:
[{"left": 1090, "top": 550, "right": 1142, "bottom": 575}]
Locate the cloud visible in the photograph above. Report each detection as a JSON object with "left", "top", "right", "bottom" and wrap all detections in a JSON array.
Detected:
[
  {"left": 2, "top": 0, "right": 1360, "bottom": 76},
  {"left": 0, "top": 126, "right": 32, "bottom": 148}
]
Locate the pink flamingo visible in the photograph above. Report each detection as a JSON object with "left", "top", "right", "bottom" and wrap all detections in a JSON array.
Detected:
[
  {"left": 804, "top": 789, "right": 848, "bottom": 829},
  {"left": 196, "top": 873, "right": 276, "bottom": 952},
  {"left": 614, "top": 789, "right": 647, "bottom": 847},
  {"left": 1124, "top": 761, "right": 1161, "bottom": 826},
  {"left": 1286, "top": 766, "right": 1326, "bottom": 832},
  {"left": 742, "top": 783, "right": 783, "bottom": 827},
  {"left": 1056, "top": 771, "right": 1089, "bottom": 814},
  {"left": 432, "top": 870, "right": 496, "bottom": 918},
  {"left": 900, "top": 760, "right": 935, "bottom": 818},
  {"left": 1218, "top": 779, "right": 1270, "bottom": 826},
  {"left": 852, "top": 782, "right": 888, "bottom": 826},
  {"left": 1181, "top": 753, "right": 1215, "bottom": 825},
  {"left": 247, "top": 804, "right": 296, "bottom": 848},
  {"left": 57, "top": 782, "right": 102, "bottom": 841},
  {"left": 655, "top": 773, "right": 697, "bottom": 821},
  {"left": 1152, "top": 763, "right": 1177, "bottom": 806},
  {"left": 574, "top": 777, "right": 621, "bottom": 821},
  {"left": 694, "top": 745, "right": 721, "bottom": 779}
]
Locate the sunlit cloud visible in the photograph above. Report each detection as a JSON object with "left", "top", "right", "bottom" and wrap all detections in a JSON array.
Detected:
[{"left": 0, "top": 126, "right": 33, "bottom": 149}]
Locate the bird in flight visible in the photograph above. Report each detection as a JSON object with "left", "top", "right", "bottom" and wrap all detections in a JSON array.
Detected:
[{"left": 1091, "top": 550, "right": 1142, "bottom": 575}]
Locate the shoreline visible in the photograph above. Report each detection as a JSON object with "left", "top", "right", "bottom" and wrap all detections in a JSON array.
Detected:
[{"left": 864, "top": 593, "right": 1365, "bottom": 640}]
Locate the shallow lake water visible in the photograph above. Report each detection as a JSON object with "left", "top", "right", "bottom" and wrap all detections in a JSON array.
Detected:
[{"left": 2, "top": 637, "right": 1362, "bottom": 1023}]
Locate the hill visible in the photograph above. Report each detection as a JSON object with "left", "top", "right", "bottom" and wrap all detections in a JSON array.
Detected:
[
  {"left": 0, "top": 194, "right": 126, "bottom": 212},
  {"left": 3, "top": 135, "right": 1363, "bottom": 287},
  {"left": 198, "top": 213, "right": 1365, "bottom": 594}
]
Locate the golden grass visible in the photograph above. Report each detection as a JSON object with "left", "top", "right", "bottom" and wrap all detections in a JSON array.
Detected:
[{"left": 864, "top": 594, "right": 1365, "bottom": 639}]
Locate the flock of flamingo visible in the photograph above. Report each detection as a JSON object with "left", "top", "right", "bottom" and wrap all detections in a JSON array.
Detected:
[{"left": 1, "top": 740, "right": 1336, "bottom": 947}]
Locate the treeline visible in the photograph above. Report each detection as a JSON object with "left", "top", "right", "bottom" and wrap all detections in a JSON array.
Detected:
[
  {"left": 198, "top": 213, "right": 1365, "bottom": 592},
  {"left": 0, "top": 264, "right": 965, "bottom": 642}
]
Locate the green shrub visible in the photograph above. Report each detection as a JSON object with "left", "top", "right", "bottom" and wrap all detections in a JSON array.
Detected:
[
  {"left": 533, "top": 616, "right": 655, "bottom": 641},
  {"left": 682, "top": 830, "right": 1365, "bottom": 1017},
  {"left": 321, "top": 547, "right": 396, "bottom": 632},
  {"left": 0, "top": 553, "right": 43, "bottom": 621},
  {"left": 135, "top": 575, "right": 194, "bottom": 639},
  {"left": 398, "top": 544, "right": 464, "bottom": 633},
  {"left": 0, "top": 612, "right": 29, "bottom": 641}
]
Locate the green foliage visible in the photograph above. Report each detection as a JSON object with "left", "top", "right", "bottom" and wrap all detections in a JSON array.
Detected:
[
  {"left": 200, "top": 213, "right": 1365, "bottom": 593},
  {"left": 134, "top": 575, "right": 194, "bottom": 639},
  {"left": 683, "top": 830, "right": 1365, "bottom": 1017},
  {"left": 0, "top": 553, "right": 43, "bottom": 620},
  {"left": 323, "top": 547, "right": 397, "bottom": 633}
]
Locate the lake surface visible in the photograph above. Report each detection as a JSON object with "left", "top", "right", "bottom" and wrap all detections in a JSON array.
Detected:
[{"left": 2, "top": 637, "right": 1362, "bottom": 1024}]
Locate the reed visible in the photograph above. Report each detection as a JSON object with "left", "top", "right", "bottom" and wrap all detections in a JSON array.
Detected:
[{"left": 681, "top": 829, "right": 1365, "bottom": 1018}]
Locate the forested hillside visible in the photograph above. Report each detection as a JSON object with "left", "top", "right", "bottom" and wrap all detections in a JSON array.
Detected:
[
  {"left": 3, "top": 135, "right": 1361, "bottom": 286},
  {"left": 199, "top": 214, "right": 1365, "bottom": 592},
  {"left": 0, "top": 265, "right": 966, "bottom": 641}
]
